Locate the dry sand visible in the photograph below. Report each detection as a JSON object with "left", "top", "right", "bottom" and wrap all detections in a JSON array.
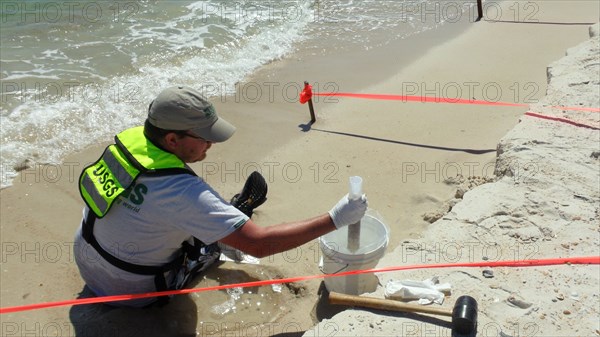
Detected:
[
  {"left": 1, "top": 1, "right": 598, "bottom": 337},
  {"left": 305, "top": 21, "right": 600, "bottom": 337}
]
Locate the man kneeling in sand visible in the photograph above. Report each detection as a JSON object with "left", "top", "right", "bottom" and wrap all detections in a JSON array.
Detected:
[{"left": 74, "top": 86, "right": 367, "bottom": 307}]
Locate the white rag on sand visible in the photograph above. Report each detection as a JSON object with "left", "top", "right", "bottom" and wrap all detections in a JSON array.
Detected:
[{"left": 384, "top": 276, "right": 451, "bottom": 305}]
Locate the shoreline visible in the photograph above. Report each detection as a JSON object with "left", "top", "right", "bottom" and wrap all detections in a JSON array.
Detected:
[
  {"left": 1, "top": 1, "right": 599, "bottom": 336},
  {"left": 0, "top": 8, "right": 477, "bottom": 336}
]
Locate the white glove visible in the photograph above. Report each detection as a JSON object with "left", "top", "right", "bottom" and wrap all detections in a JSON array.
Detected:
[{"left": 328, "top": 194, "right": 368, "bottom": 229}]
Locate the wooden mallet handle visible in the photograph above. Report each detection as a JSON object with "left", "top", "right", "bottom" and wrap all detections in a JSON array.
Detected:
[{"left": 328, "top": 292, "right": 452, "bottom": 317}]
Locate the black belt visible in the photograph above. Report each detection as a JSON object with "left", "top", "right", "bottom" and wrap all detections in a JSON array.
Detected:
[{"left": 81, "top": 212, "right": 184, "bottom": 305}]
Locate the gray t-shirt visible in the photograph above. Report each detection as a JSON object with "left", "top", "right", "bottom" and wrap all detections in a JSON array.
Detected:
[{"left": 74, "top": 173, "right": 248, "bottom": 307}]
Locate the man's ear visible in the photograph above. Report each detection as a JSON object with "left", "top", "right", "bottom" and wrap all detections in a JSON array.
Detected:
[{"left": 163, "top": 132, "right": 180, "bottom": 150}]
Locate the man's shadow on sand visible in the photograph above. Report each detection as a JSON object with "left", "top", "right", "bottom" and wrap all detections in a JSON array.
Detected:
[
  {"left": 69, "top": 286, "right": 198, "bottom": 337},
  {"left": 68, "top": 261, "right": 268, "bottom": 337}
]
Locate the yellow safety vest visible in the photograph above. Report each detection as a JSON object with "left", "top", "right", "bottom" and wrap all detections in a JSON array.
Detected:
[{"left": 79, "top": 126, "right": 193, "bottom": 218}]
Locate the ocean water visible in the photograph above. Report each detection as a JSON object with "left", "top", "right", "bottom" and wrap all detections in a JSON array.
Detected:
[{"left": 0, "top": 0, "right": 473, "bottom": 188}]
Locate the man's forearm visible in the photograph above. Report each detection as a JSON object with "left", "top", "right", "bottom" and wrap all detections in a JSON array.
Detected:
[{"left": 220, "top": 214, "right": 336, "bottom": 258}]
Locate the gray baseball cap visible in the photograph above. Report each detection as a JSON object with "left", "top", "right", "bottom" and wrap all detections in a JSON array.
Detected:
[{"left": 147, "top": 86, "right": 236, "bottom": 142}]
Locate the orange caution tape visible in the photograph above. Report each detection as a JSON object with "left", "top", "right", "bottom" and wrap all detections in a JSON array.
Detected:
[
  {"left": 1, "top": 256, "right": 598, "bottom": 314},
  {"left": 311, "top": 92, "right": 600, "bottom": 113}
]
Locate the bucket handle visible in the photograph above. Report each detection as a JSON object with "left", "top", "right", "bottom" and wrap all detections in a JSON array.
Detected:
[{"left": 319, "top": 263, "right": 350, "bottom": 275}]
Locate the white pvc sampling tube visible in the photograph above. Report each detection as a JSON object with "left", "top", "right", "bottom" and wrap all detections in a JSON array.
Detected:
[{"left": 347, "top": 176, "right": 363, "bottom": 252}]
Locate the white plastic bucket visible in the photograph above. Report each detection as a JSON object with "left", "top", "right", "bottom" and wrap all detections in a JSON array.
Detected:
[{"left": 319, "top": 214, "right": 389, "bottom": 295}]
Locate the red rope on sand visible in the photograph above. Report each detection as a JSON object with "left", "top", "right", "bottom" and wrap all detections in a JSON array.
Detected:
[
  {"left": 1, "top": 256, "right": 598, "bottom": 314},
  {"left": 314, "top": 92, "right": 527, "bottom": 107},
  {"left": 524, "top": 111, "right": 600, "bottom": 130},
  {"left": 311, "top": 92, "right": 600, "bottom": 113}
]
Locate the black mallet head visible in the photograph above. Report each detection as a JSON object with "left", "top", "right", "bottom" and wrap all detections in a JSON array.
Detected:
[{"left": 452, "top": 295, "right": 478, "bottom": 335}]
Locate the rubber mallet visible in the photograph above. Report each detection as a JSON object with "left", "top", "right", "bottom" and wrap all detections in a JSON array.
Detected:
[{"left": 329, "top": 292, "right": 478, "bottom": 335}]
